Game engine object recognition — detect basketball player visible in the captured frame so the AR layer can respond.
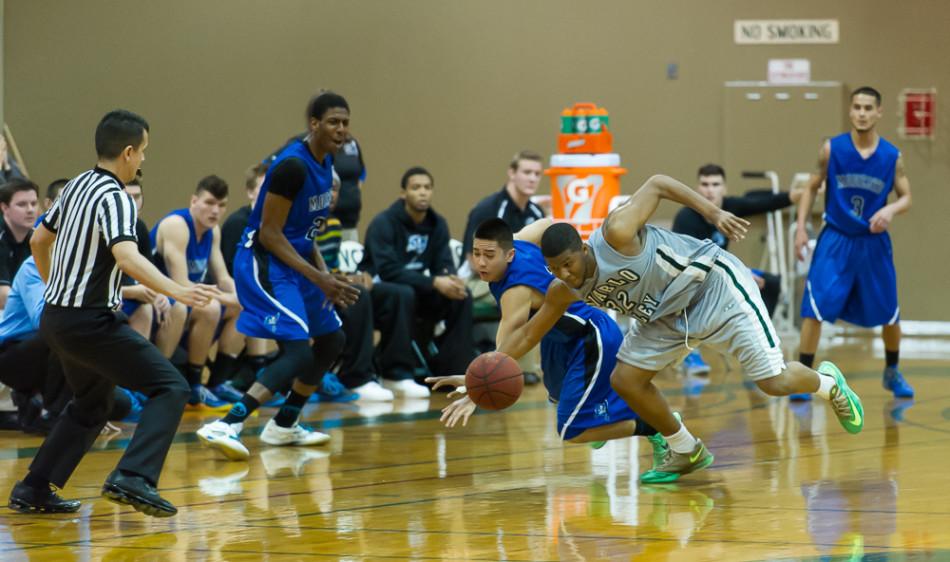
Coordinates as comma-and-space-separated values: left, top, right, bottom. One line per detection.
794, 86, 914, 399
196, 92, 360, 461
428, 218, 676, 480
497, 174, 865, 482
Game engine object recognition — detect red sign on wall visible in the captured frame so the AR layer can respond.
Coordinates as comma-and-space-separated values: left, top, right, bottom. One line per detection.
899, 88, 936, 139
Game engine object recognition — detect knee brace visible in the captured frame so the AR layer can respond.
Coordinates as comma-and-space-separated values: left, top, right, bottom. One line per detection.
257, 340, 314, 393
297, 329, 346, 386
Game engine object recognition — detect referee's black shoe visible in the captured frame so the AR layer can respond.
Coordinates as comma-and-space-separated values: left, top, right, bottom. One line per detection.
101, 471, 177, 518
8, 481, 81, 513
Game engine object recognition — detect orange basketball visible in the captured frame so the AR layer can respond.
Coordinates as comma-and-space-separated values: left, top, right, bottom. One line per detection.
465, 352, 524, 410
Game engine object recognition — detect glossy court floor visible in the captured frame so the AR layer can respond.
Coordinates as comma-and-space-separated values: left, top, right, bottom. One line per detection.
0, 334, 948, 561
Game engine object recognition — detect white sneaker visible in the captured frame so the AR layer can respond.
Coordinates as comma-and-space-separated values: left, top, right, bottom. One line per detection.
351, 381, 395, 402
260, 448, 330, 478
381, 378, 431, 398
260, 418, 331, 446
197, 420, 250, 461
198, 466, 249, 497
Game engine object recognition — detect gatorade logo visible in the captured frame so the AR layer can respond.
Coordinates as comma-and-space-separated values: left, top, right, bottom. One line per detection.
559, 175, 604, 220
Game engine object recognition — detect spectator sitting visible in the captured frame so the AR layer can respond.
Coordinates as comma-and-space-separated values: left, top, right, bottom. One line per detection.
0, 257, 136, 433
360, 166, 475, 395
0, 178, 39, 310
150, 175, 241, 409
37, 178, 69, 223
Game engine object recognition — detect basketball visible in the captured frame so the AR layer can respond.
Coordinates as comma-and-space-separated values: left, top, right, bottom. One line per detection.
464, 352, 524, 410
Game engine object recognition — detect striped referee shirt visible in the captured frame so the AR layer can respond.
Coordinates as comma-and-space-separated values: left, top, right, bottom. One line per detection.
42, 167, 138, 309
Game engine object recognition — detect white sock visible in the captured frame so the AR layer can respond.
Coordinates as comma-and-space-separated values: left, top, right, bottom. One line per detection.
815, 373, 835, 400
664, 422, 698, 454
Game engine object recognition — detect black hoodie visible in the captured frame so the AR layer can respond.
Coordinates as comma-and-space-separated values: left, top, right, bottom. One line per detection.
360, 199, 456, 292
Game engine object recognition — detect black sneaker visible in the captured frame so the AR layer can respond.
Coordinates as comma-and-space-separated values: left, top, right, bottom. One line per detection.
9, 481, 81, 513
101, 471, 177, 518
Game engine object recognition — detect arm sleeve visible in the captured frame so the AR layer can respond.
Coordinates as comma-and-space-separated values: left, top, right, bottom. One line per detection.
364, 219, 434, 290
267, 158, 307, 201
96, 191, 138, 248
724, 192, 792, 217
671, 208, 712, 240
42, 194, 62, 233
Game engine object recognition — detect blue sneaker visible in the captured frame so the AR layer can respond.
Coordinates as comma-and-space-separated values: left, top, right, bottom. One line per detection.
119, 387, 144, 423
883, 367, 914, 398
789, 393, 812, 402
211, 381, 245, 403
681, 351, 711, 378
186, 385, 232, 411
312, 373, 358, 403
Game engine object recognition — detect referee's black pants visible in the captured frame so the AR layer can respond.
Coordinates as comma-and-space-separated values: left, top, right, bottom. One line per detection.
30, 306, 189, 488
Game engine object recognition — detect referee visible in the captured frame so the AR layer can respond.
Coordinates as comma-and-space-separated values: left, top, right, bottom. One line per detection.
8, 110, 217, 517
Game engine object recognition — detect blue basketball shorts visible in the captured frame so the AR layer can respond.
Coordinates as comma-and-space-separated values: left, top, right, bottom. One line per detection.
233, 245, 342, 341
801, 226, 899, 327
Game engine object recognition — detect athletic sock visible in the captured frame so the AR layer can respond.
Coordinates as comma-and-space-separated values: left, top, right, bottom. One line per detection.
222, 395, 260, 425
208, 353, 239, 388
664, 422, 698, 454
885, 350, 899, 370
634, 418, 659, 437
274, 390, 309, 428
816, 374, 835, 400
184, 363, 204, 387
799, 353, 815, 369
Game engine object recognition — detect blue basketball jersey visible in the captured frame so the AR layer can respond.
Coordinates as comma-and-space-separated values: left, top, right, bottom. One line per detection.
825, 133, 899, 236
245, 139, 334, 257
489, 240, 598, 327
151, 208, 213, 283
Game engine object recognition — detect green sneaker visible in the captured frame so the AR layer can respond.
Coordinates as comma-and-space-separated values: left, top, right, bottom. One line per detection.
639, 439, 714, 484
589, 441, 607, 450
820, 361, 864, 434
644, 412, 679, 470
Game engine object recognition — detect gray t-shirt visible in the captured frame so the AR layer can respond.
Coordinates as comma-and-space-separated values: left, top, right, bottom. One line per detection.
579, 224, 723, 323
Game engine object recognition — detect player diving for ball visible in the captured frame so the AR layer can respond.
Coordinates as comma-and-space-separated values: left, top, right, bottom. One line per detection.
427, 218, 679, 483
492, 174, 865, 483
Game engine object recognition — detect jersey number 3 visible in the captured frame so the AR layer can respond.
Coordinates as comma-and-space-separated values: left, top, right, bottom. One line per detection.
850, 195, 865, 218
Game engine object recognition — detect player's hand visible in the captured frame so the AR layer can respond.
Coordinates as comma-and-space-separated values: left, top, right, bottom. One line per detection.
174, 283, 219, 308
425, 375, 467, 399
440, 395, 476, 428
869, 207, 895, 234
713, 209, 750, 242
794, 226, 810, 261
315, 271, 360, 308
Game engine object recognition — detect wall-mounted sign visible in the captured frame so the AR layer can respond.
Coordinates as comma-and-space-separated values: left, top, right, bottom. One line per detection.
899, 88, 936, 140
767, 59, 811, 84
735, 20, 839, 44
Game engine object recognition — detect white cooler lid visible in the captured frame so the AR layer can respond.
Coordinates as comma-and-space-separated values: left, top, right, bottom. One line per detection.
549, 153, 621, 168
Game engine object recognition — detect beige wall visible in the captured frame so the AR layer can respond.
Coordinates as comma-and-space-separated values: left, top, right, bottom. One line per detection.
5, 0, 949, 319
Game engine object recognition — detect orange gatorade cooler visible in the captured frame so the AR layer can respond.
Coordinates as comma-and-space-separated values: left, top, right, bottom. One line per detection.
557, 102, 613, 154
546, 153, 627, 240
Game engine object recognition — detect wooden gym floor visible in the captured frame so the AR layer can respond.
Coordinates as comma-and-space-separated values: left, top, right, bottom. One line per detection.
0, 334, 949, 561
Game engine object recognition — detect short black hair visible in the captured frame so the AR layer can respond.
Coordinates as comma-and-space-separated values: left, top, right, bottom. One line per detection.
697, 163, 726, 180
195, 175, 229, 199
307, 91, 349, 121
46, 178, 69, 201
851, 86, 882, 106
0, 178, 39, 206
541, 222, 583, 258
474, 218, 514, 251
401, 166, 433, 189
95, 109, 149, 159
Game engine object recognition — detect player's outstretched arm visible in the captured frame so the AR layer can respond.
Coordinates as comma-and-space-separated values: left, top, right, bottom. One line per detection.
494, 285, 535, 360
514, 217, 553, 246
112, 240, 219, 308
606, 175, 748, 254
869, 154, 912, 233
796, 141, 830, 259
497, 279, 575, 359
